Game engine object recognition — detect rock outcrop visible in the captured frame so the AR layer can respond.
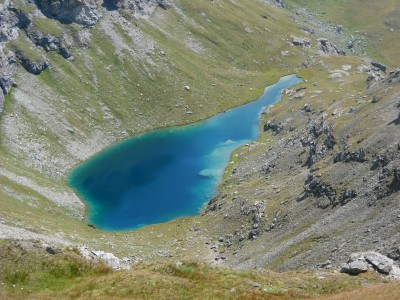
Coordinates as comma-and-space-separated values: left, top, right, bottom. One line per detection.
26, 26, 73, 59
316, 38, 345, 56
0, 48, 16, 95
341, 252, 400, 279
0, 89, 4, 114
108, 0, 170, 15
300, 118, 336, 167
17, 51, 49, 74
334, 149, 366, 163
0, 1, 21, 96
265, 0, 284, 8
35, 0, 101, 27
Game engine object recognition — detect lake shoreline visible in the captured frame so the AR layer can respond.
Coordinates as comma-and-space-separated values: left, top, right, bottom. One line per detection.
68, 75, 303, 231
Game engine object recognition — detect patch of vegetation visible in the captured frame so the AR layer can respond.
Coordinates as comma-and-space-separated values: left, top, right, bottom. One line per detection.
0, 242, 390, 299
7, 32, 43, 62
32, 18, 64, 37
287, 0, 400, 66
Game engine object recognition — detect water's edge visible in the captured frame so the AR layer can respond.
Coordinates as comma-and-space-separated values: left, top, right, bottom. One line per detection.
68, 75, 303, 231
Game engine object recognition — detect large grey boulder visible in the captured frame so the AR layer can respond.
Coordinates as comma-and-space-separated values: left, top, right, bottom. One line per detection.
365, 251, 394, 274
340, 260, 369, 275
341, 251, 399, 277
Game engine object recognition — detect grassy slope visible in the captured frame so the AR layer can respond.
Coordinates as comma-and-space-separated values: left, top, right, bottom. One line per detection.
0, 240, 391, 300
287, 0, 400, 66
0, 0, 311, 257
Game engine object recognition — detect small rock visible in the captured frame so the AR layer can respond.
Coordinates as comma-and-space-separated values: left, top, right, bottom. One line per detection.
371, 61, 387, 73
157, 250, 173, 258
291, 36, 310, 48
45, 245, 61, 255
348, 107, 356, 113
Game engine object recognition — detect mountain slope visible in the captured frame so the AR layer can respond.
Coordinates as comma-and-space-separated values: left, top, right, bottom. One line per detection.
0, 0, 313, 258
0, 0, 399, 293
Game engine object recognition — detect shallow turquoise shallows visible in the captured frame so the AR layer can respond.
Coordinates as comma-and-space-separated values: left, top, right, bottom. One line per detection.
68, 75, 302, 231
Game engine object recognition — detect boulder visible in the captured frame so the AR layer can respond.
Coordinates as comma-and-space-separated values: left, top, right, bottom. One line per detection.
365, 251, 394, 274
340, 260, 369, 275
291, 36, 310, 48
20, 58, 49, 75
371, 61, 387, 73
342, 252, 397, 276
45, 245, 62, 254
79, 246, 122, 269
99, 252, 120, 270
92, 250, 121, 269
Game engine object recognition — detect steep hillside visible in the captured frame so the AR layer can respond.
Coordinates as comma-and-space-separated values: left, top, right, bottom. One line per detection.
197, 0, 400, 270
1, 0, 310, 252
1, 0, 400, 297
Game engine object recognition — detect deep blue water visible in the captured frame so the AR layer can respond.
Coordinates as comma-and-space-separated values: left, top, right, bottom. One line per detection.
67, 75, 302, 231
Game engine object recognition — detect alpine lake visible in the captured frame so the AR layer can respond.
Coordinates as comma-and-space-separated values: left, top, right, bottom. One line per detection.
68, 75, 302, 231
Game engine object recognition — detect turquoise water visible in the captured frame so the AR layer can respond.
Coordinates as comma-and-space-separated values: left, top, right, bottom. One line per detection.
68, 75, 302, 231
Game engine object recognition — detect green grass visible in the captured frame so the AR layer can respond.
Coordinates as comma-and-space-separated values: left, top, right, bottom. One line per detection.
0, 0, 315, 253
32, 18, 64, 37
287, 0, 400, 67
0, 240, 390, 300
7, 32, 43, 61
